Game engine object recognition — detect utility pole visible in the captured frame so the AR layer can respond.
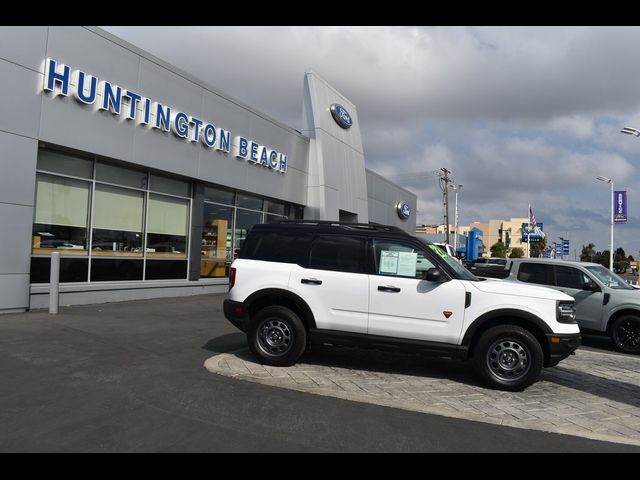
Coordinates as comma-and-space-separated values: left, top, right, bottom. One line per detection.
434, 168, 452, 245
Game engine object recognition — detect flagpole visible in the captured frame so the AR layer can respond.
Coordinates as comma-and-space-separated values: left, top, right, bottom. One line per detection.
527, 204, 531, 258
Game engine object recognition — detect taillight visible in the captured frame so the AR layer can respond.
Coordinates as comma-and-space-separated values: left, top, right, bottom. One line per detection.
228, 267, 236, 291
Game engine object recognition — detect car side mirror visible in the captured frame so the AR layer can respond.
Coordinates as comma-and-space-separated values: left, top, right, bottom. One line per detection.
424, 267, 445, 282
583, 282, 599, 292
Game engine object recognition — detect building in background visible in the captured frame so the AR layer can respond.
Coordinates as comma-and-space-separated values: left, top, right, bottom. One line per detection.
0, 26, 416, 312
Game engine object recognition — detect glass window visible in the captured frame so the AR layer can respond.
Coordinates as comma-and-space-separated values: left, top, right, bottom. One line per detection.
517, 263, 552, 285
32, 173, 90, 256
204, 186, 235, 205
242, 232, 312, 266
265, 199, 286, 216
96, 161, 147, 189
30, 257, 89, 283
585, 265, 635, 290
90, 258, 143, 281
37, 149, 93, 179
201, 204, 234, 278
309, 236, 366, 273
146, 194, 189, 258
238, 193, 263, 211
265, 214, 286, 224
234, 209, 263, 254
289, 205, 304, 219
91, 184, 144, 256
555, 266, 585, 289
373, 239, 435, 279
145, 260, 188, 280
150, 173, 190, 197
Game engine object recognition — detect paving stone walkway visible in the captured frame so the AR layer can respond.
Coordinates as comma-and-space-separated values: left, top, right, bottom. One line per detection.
204, 346, 640, 446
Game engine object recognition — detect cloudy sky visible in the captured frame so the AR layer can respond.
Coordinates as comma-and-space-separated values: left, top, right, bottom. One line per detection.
103, 26, 640, 258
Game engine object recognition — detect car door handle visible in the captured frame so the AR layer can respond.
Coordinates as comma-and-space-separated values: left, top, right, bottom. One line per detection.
378, 285, 401, 292
301, 278, 322, 285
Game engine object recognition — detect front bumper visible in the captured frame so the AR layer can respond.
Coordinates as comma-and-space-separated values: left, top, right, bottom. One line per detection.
223, 299, 250, 332
546, 333, 581, 367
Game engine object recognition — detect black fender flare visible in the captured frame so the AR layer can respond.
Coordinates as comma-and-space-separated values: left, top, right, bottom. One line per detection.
461, 308, 552, 348
244, 288, 317, 329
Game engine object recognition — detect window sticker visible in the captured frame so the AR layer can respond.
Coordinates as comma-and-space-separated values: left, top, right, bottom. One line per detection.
379, 250, 417, 277
379, 250, 399, 274
428, 244, 448, 259
397, 251, 418, 277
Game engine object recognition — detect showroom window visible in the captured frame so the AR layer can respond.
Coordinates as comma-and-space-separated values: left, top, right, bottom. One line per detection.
31, 146, 303, 283
200, 187, 303, 278
31, 147, 191, 283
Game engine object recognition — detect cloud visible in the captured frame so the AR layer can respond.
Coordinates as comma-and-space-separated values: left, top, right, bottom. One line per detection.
102, 26, 640, 255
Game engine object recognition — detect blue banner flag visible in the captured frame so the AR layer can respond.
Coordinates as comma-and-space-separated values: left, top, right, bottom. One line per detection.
614, 191, 627, 224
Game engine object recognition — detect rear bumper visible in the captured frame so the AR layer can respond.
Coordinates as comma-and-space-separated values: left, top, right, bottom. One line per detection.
223, 299, 250, 333
546, 333, 581, 367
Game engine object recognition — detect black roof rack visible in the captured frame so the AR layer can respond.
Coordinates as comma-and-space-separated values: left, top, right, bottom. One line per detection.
272, 220, 408, 234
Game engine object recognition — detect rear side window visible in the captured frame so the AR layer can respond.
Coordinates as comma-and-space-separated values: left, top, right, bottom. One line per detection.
308, 235, 367, 274
517, 263, 553, 285
241, 232, 312, 266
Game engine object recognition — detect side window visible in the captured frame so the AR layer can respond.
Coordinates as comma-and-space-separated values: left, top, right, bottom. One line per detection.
517, 263, 552, 285
372, 239, 435, 279
554, 266, 585, 289
242, 232, 311, 266
308, 235, 366, 274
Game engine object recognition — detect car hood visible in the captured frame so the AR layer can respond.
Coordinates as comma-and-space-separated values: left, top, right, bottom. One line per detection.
469, 279, 573, 301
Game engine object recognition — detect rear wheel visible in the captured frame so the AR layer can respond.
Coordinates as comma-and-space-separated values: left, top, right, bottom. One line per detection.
248, 306, 306, 366
611, 315, 640, 354
473, 325, 543, 391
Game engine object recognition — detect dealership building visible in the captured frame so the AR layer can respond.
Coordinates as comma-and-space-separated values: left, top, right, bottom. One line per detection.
0, 26, 416, 313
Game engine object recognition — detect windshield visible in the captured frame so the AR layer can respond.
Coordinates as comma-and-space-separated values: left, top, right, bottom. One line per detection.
417, 239, 479, 281
585, 265, 635, 290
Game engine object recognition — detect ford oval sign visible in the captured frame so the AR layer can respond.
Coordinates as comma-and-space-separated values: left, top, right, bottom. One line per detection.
330, 104, 353, 129
396, 201, 411, 220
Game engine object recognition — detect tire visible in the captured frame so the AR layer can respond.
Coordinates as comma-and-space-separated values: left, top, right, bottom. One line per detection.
610, 315, 640, 354
248, 306, 306, 366
473, 325, 543, 391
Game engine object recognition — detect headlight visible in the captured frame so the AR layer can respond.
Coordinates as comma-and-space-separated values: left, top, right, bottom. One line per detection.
556, 300, 576, 324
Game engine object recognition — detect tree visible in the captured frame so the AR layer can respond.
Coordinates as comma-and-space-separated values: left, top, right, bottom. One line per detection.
490, 242, 507, 258
509, 247, 524, 258
581, 243, 596, 262
614, 247, 629, 273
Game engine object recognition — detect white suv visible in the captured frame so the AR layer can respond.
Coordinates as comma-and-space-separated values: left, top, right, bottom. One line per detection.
224, 221, 580, 391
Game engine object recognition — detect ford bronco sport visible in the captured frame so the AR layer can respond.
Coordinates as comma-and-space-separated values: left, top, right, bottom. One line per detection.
224, 221, 580, 391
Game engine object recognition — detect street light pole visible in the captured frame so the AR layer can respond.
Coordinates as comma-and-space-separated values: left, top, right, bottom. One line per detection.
450, 184, 463, 253
596, 175, 614, 271
434, 168, 453, 245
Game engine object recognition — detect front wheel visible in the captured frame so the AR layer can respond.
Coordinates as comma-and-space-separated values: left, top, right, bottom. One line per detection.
611, 315, 640, 354
473, 325, 543, 391
248, 306, 306, 366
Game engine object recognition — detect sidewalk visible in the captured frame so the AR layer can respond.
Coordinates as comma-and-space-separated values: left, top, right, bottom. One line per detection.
205, 343, 640, 446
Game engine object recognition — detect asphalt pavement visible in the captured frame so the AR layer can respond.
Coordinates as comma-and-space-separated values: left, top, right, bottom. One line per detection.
1, 293, 639, 452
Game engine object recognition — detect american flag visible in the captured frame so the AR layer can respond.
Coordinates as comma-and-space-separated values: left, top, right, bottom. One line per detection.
529, 207, 537, 230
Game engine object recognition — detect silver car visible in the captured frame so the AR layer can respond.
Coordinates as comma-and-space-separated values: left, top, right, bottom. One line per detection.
504, 258, 640, 354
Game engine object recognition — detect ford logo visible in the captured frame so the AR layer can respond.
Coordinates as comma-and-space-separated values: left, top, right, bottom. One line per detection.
330, 104, 353, 129
396, 201, 411, 220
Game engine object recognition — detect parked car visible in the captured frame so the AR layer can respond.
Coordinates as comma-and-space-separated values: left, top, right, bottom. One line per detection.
494, 258, 640, 354
223, 221, 580, 391
467, 257, 508, 277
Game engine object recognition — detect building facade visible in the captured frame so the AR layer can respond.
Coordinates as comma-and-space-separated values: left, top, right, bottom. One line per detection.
0, 26, 416, 313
